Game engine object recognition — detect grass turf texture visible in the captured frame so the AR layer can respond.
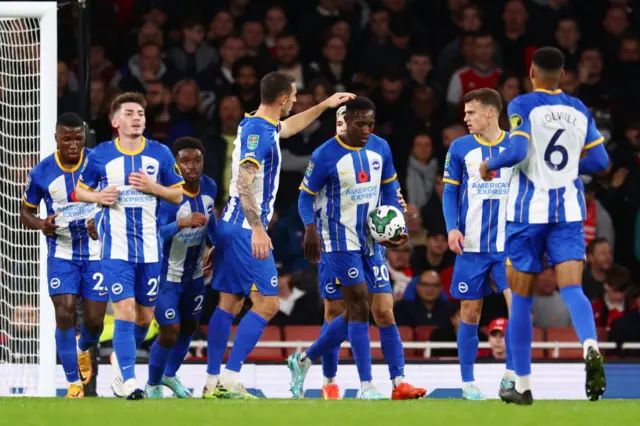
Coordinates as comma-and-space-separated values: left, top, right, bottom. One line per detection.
1, 399, 639, 426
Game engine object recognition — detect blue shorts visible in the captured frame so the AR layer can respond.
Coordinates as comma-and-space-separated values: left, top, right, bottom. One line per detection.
155, 275, 205, 326
102, 259, 162, 306
319, 251, 392, 300
506, 221, 585, 274
450, 252, 509, 300
47, 258, 108, 302
211, 220, 278, 297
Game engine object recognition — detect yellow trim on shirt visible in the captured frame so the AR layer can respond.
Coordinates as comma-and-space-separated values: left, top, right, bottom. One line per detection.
381, 173, 397, 184
245, 112, 279, 126
183, 186, 200, 198
443, 178, 460, 185
584, 137, 604, 150
23, 197, 38, 208
55, 149, 85, 173
473, 131, 505, 147
336, 135, 361, 151
170, 181, 185, 188
239, 157, 261, 170
299, 184, 318, 195
115, 137, 146, 155
506, 257, 512, 266
78, 181, 94, 190
510, 131, 531, 140
534, 88, 562, 95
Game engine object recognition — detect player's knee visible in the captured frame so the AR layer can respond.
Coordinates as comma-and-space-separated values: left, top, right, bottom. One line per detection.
252, 296, 279, 320
372, 306, 395, 327
112, 299, 136, 321
54, 307, 75, 330
83, 317, 104, 335
219, 293, 244, 316
346, 298, 370, 323
324, 300, 345, 322
460, 300, 483, 325
159, 324, 180, 347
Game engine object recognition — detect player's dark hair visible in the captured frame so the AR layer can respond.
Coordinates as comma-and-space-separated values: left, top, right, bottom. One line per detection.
586, 237, 610, 255
56, 112, 84, 128
463, 88, 503, 112
532, 46, 565, 73
111, 92, 147, 116
345, 96, 375, 114
604, 264, 631, 292
171, 136, 205, 157
260, 71, 295, 104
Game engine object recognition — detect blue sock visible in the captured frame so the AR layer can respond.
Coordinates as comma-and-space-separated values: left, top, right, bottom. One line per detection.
379, 324, 405, 380
206, 308, 235, 375
560, 285, 598, 343
78, 324, 101, 352
510, 294, 534, 377
307, 316, 348, 362
457, 321, 479, 383
113, 320, 137, 381
56, 328, 79, 383
225, 311, 268, 373
505, 319, 514, 372
348, 322, 372, 383
319, 321, 341, 379
148, 341, 171, 386
134, 324, 149, 348
164, 333, 193, 377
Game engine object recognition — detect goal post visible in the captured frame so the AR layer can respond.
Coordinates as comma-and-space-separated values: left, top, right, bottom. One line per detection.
0, 1, 57, 397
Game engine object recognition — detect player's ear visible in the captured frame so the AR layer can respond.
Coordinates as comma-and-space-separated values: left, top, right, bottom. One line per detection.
560, 69, 566, 83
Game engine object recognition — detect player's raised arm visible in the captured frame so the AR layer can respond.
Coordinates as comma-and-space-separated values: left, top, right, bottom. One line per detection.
280, 92, 355, 138
442, 143, 465, 255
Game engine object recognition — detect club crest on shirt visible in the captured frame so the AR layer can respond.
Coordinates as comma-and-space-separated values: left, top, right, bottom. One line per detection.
371, 159, 381, 172
247, 134, 260, 150
306, 161, 314, 176
173, 163, 182, 177
510, 114, 523, 130
25, 176, 31, 191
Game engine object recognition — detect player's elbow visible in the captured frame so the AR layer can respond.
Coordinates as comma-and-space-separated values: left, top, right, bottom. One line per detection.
594, 151, 610, 173
168, 188, 183, 205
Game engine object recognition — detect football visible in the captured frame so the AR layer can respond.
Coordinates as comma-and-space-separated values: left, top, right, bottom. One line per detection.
367, 205, 406, 242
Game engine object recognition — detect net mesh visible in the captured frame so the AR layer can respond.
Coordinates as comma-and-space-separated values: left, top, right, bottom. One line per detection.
0, 17, 42, 396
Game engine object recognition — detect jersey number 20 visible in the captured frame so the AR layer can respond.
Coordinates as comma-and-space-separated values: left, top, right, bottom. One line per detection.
544, 129, 568, 171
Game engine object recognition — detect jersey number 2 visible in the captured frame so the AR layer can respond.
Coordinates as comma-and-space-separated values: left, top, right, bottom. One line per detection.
544, 129, 568, 171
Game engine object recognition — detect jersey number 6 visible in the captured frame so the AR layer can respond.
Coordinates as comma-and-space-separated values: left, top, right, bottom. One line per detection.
544, 129, 568, 171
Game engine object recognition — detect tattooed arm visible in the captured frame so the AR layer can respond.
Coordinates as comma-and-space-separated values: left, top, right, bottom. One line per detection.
238, 161, 272, 259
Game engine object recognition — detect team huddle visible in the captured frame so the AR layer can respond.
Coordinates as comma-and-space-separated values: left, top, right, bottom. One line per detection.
22, 46, 607, 403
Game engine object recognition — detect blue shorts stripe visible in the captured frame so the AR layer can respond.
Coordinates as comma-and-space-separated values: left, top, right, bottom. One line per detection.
557, 187, 567, 222
134, 207, 145, 262
480, 200, 491, 252
489, 200, 499, 251
522, 175, 535, 223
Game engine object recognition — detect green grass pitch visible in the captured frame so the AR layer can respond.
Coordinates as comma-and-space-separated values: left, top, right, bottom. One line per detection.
1, 399, 639, 426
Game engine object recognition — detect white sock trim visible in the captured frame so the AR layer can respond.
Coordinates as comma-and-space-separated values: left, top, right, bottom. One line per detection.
583, 339, 599, 359
515, 375, 531, 393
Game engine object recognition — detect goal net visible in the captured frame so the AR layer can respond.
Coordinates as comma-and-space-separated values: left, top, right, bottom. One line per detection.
0, 2, 57, 397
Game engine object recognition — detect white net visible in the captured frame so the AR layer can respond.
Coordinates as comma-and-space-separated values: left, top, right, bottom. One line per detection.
0, 17, 43, 396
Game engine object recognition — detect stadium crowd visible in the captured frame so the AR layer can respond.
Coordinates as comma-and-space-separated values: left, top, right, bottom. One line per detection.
49, 0, 640, 357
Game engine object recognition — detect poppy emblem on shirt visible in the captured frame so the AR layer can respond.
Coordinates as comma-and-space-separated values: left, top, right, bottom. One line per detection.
358, 171, 369, 183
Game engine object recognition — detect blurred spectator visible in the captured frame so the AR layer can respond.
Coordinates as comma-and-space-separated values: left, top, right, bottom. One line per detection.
608, 286, 640, 358
166, 17, 218, 82
405, 203, 426, 248
592, 264, 632, 331
144, 80, 171, 142
560, 68, 580, 95
386, 245, 413, 300
583, 178, 615, 248
58, 61, 80, 114
554, 16, 582, 69
533, 263, 572, 328
209, 35, 246, 96
395, 270, 452, 327
499, 0, 534, 76
406, 50, 435, 91
207, 10, 235, 48
89, 44, 115, 86
264, 6, 288, 54
583, 238, 614, 301
439, 123, 467, 163
446, 30, 501, 121
270, 263, 322, 326
112, 41, 177, 93
483, 318, 508, 361
241, 19, 276, 71
275, 32, 320, 90
309, 36, 353, 92
601, 5, 630, 65
497, 71, 522, 129
360, 7, 396, 76
577, 47, 609, 108
405, 133, 438, 210
429, 302, 487, 358
411, 230, 455, 275
370, 72, 408, 139
88, 79, 113, 143
166, 79, 206, 144
420, 175, 447, 237
232, 57, 261, 113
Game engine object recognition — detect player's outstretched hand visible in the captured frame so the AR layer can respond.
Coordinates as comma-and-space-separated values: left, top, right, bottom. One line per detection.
323, 92, 356, 108
448, 229, 465, 256
397, 191, 407, 212
380, 233, 409, 248
129, 169, 157, 194
178, 212, 207, 229
40, 213, 58, 237
86, 218, 99, 240
303, 224, 322, 264
98, 186, 119, 206
251, 226, 273, 260
479, 160, 497, 181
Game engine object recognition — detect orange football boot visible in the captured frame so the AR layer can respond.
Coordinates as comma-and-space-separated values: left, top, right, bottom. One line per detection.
66, 383, 85, 399
392, 382, 427, 400
321, 384, 341, 400
77, 336, 93, 385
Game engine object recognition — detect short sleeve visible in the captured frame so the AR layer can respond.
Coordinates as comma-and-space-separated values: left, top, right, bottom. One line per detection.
78, 150, 100, 190
23, 169, 43, 208
443, 142, 462, 185
239, 124, 273, 170
299, 149, 330, 195
381, 141, 398, 185
160, 146, 185, 187
507, 98, 532, 141
584, 113, 604, 150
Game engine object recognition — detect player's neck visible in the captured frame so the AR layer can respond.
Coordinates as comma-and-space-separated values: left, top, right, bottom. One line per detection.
58, 150, 82, 170
532, 79, 560, 92
475, 124, 503, 144
118, 135, 144, 151
340, 134, 361, 148
183, 181, 200, 196
256, 104, 282, 122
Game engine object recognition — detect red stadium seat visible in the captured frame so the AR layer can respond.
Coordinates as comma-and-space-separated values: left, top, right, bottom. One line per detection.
227, 325, 283, 361
368, 326, 414, 359
414, 326, 435, 358
532, 327, 545, 359
545, 327, 583, 359
282, 325, 349, 357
